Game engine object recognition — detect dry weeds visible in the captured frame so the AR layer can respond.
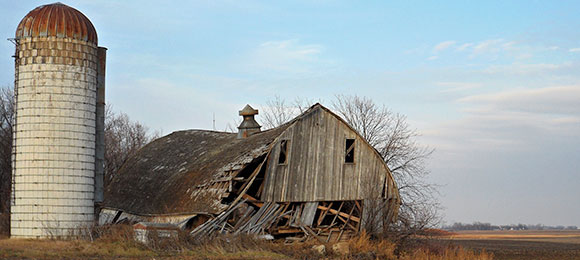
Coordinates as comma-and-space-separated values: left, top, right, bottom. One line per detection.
0, 224, 496, 259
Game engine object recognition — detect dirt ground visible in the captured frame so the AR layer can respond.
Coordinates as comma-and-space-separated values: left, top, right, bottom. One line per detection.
439, 230, 580, 260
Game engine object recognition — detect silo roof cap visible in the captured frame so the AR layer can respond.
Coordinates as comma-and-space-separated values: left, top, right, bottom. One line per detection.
16, 2, 98, 44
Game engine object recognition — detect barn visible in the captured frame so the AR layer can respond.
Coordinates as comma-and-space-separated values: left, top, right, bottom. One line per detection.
101, 103, 400, 241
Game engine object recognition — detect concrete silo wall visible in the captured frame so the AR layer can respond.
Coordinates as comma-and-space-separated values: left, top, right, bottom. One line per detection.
11, 37, 99, 238
94, 47, 106, 205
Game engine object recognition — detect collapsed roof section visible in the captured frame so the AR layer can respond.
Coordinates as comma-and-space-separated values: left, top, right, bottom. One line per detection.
104, 126, 288, 216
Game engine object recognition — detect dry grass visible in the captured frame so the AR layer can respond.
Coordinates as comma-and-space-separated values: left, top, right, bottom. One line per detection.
340, 230, 492, 260
0, 224, 292, 259
0, 225, 496, 259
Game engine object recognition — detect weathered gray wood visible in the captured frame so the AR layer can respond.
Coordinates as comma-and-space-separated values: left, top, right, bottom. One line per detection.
261, 106, 397, 204
300, 202, 318, 226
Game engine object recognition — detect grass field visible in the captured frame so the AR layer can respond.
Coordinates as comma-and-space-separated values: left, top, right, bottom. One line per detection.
0, 237, 289, 259
438, 230, 580, 260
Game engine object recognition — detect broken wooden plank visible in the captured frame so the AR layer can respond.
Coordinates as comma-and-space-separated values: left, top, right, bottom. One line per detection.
300, 202, 318, 226
337, 204, 356, 241
336, 215, 358, 231
329, 201, 344, 227
273, 228, 302, 234
318, 203, 360, 223
227, 154, 270, 211
301, 226, 325, 243
242, 193, 264, 207
190, 199, 247, 237
317, 202, 333, 226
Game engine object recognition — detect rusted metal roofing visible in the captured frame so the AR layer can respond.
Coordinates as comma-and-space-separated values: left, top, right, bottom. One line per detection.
104, 127, 288, 216
15, 2, 98, 44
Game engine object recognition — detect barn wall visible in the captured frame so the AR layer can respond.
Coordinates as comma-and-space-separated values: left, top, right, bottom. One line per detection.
261, 107, 391, 202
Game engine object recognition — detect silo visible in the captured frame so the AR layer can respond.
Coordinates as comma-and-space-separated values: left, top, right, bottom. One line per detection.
10, 2, 106, 238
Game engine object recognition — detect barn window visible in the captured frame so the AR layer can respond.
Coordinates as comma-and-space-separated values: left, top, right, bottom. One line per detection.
278, 140, 289, 164
345, 138, 355, 163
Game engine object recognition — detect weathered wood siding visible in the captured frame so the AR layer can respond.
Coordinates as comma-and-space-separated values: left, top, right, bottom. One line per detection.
261, 107, 393, 202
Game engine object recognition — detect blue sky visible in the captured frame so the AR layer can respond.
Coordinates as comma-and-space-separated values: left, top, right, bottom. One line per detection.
1, 1, 579, 226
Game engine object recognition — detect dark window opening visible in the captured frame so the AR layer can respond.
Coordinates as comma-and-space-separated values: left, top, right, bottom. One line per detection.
345, 138, 355, 163
278, 140, 289, 164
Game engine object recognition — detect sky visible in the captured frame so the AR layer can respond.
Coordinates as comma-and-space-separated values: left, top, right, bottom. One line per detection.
1, 1, 579, 227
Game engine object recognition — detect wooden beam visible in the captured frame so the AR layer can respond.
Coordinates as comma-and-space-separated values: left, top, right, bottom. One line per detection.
242, 193, 264, 207
256, 179, 265, 197
227, 153, 269, 210
318, 204, 360, 223
329, 201, 344, 227
273, 228, 302, 234
317, 202, 333, 226
302, 226, 325, 243
336, 215, 358, 231
337, 205, 356, 241
326, 230, 333, 243
355, 200, 362, 230
242, 194, 295, 223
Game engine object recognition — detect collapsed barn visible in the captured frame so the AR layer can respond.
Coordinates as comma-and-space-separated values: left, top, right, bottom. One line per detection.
101, 103, 400, 241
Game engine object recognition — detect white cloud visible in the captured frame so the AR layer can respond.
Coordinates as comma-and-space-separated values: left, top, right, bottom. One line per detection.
444, 39, 534, 60
472, 39, 505, 55
258, 39, 323, 60
481, 62, 567, 75
569, 48, 580, 53
427, 55, 438, 60
243, 39, 329, 74
456, 43, 473, 51
501, 41, 516, 48
423, 85, 580, 155
459, 85, 580, 116
462, 39, 533, 59
433, 39, 547, 60
436, 82, 482, 92
433, 41, 456, 52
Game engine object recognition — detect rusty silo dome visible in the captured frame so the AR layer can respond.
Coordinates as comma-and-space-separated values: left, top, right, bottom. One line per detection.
15, 2, 97, 44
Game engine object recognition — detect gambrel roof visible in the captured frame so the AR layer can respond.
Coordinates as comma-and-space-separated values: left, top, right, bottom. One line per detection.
104, 104, 399, 216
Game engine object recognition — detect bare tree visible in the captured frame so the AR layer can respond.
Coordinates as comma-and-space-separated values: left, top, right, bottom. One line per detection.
360, 169, 400, 236
332, 95, 439, 236
104, 105, 158, 186
261, 96, 294, 129
260, 96, 317, 129
0, 87, 14, 234
261, 94, 439, 236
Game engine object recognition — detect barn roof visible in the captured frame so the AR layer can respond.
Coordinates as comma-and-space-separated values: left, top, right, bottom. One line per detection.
104, 103, 398, 216
104, 126, 288, 216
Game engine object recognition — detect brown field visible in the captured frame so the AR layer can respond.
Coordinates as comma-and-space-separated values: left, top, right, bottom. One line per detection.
439, 230, 580, 260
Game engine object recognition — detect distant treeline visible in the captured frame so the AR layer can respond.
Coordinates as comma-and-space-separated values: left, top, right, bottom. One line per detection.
443, 222, 578, 231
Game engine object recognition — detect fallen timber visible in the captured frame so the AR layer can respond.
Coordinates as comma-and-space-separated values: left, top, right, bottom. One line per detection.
190, 193, 363, 242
